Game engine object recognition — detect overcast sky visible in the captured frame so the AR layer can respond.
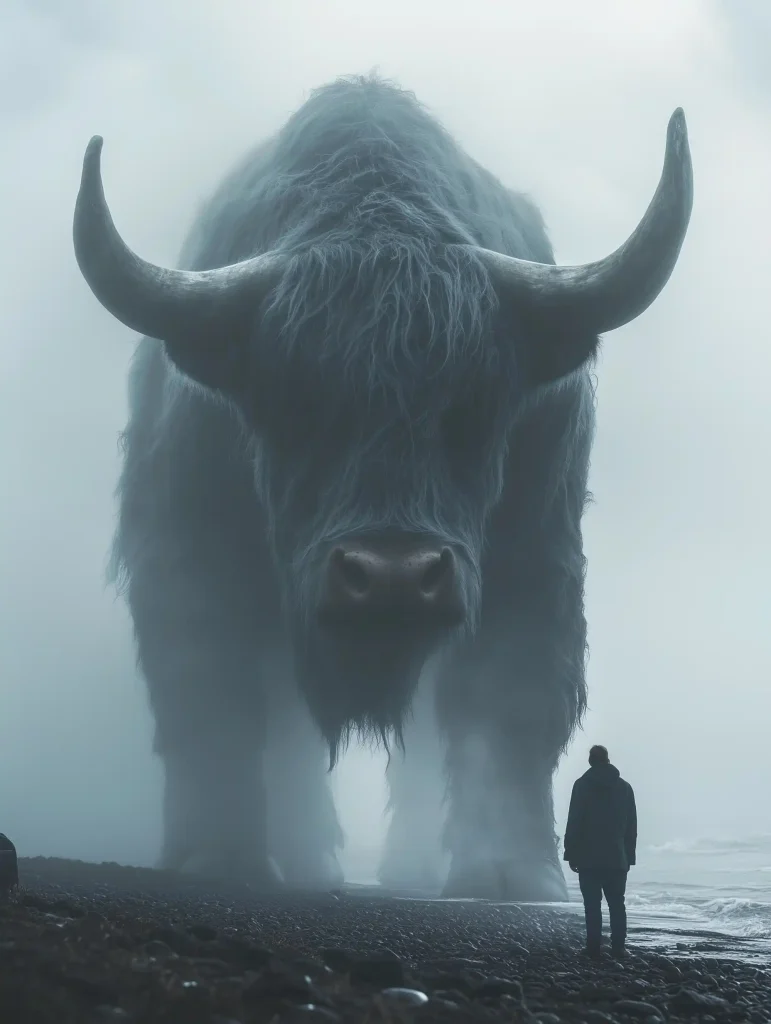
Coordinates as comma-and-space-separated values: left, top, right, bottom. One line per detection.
0, 0, 769, 871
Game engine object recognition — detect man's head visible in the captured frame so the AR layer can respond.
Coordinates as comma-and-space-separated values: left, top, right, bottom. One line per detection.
588, 744, 609, 766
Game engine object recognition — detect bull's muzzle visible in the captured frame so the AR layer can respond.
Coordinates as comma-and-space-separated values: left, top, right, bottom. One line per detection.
318, 536, 464, 628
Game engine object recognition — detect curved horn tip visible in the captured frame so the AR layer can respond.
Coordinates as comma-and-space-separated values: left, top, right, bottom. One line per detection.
667, 108, 688, 149
83, 135, 104, 173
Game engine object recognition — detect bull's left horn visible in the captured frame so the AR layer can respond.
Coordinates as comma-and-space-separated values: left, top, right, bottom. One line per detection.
73, 136, 281, 342
471, 108, 693, 335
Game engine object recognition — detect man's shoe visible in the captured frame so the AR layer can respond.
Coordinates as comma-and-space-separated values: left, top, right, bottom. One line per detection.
586, 946, 602, 961
611, 946, 626, 960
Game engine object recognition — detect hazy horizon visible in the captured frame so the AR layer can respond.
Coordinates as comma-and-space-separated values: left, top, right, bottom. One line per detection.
1, 0, 769, 871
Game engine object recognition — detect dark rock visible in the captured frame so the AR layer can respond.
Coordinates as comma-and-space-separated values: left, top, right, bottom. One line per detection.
146, 925, 196, 955
582, 982, 621, 1001
220, 937, 273, 970
349, 951, 405, 988
657, 958, 682, 982
624, 979, 653, 996
427, 998, 462, 1013
94, 1008, 133, 1021
281, 955, 333, 980
613, 1000, 663, 1020
431, 989, 470, 1004
79, 910, 109, 936
473, 976, 524, 1002
581, 1012, 617, 1023
670, 986, 731, 1013
188, 923, 217, 941
275, 1007, 342, 1023
185, 955, 231, 973
0, 845, 18, 891
320, 946, 356, 971
50, 897, 83, 918
243, 967, 320, 1005
53, 964, 120, 1005
422, 971, 476, 994
144, 939, 176, 959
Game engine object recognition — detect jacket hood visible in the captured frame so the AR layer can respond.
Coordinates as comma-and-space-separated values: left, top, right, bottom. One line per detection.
583, 762, 621, 787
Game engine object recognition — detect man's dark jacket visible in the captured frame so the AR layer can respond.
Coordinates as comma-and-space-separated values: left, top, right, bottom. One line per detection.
563, 763, 637, 870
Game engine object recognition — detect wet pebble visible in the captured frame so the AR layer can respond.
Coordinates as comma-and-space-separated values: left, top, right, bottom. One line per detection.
283, 955, 334, 980
243, 966, 321, 1005
276, 1006, 342, 1023
669, 986, 731, 1013
377, 987, 429, 1007
219, 937, 273, 970
94, 1008, 132, 1021
348, 949, 405, 987
473, 976, 524, 1002
582, 981, 621, 1001
143, 939, 176, 959
320, 946, 356, 971
656, 957, 682, 981
613, 999, 664, 1020
431, 988, 469, 1004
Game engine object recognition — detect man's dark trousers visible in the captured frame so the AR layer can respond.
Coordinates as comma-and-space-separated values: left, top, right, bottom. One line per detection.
578, 867, 628, 952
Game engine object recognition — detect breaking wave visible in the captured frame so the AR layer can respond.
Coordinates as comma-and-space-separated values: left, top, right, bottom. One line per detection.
624, 892, 771, 939
648, 834, 771, 857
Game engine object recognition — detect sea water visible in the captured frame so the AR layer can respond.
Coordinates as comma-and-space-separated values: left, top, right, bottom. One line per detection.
341, 833, 771, 964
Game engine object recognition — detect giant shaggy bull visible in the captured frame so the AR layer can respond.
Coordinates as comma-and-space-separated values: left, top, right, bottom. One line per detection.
73, 76, 692, 899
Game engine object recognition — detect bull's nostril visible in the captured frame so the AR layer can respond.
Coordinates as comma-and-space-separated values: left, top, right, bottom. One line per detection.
336, 551, 371, 597
420, 548, 453, 597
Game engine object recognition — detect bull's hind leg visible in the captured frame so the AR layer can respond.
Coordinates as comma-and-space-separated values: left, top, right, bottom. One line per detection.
378, 669, 447, 890
436, 565, 586, 901
263, 659, 344, 889
131, 579, 280, 887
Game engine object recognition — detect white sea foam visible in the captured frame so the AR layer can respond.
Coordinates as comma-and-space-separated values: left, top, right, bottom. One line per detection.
342, 832, 771, 960
621, 892, 771, 938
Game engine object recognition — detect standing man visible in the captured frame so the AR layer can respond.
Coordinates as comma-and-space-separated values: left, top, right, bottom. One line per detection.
563, 745, 637, 959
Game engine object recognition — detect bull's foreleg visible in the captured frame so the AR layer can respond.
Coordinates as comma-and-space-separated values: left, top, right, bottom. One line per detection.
134, 597, 280, 887
436, 566, 587, 901
378, 669, 448, 890
264, 667, 344, 890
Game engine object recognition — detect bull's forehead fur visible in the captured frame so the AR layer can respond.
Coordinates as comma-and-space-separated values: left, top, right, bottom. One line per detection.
181, 75, 556, 393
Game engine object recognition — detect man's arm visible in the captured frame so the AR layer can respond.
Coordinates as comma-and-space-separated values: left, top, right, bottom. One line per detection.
563, 781, 582, 864
625, 785, 638, 867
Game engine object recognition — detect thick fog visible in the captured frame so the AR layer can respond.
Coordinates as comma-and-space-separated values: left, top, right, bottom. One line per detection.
1, 0, 769, 874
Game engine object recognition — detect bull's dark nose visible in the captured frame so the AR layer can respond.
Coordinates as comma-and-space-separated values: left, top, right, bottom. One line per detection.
321, 541, 461, 623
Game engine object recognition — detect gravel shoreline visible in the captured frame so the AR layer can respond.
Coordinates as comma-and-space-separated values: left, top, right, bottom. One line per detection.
1, 857, 768, 1023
